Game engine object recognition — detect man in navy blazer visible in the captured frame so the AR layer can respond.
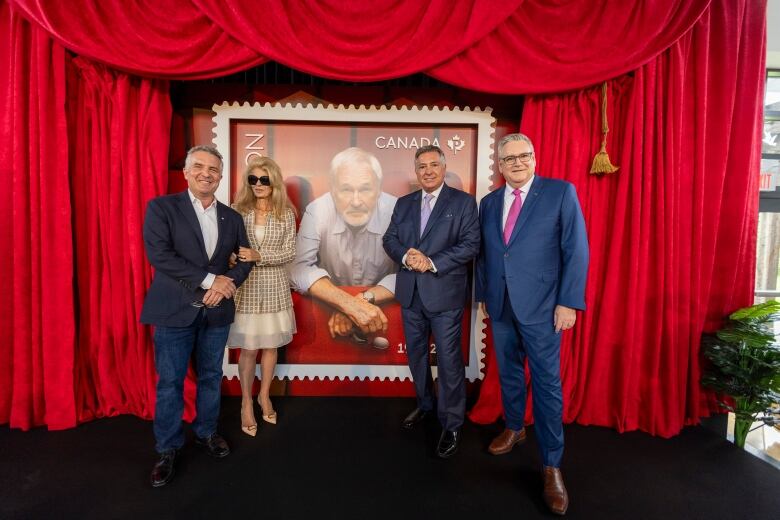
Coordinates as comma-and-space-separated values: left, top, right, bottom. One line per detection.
476, 133, 588, 515
383, 145, 480, 458
141, 145, 252, 487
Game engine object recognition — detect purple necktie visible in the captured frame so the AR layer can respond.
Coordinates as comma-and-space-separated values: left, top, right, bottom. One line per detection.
420, 193, 433, 235
503, 189, 522, 244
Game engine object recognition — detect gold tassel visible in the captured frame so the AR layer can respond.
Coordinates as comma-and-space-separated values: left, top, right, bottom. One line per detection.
590, 82, 619, 175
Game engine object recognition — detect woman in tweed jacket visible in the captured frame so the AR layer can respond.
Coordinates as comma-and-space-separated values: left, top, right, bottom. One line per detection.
227, 157, 297, 437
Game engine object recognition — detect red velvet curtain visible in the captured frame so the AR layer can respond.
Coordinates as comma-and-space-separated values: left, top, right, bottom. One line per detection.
429, 0, 712, 94
0, 0, 767, 435
67, 58, 172, 423
470, 0, 766, 436
0, 2, 76, 430
10, 0, 266, 79
11, 0, 710, 92
191, 0, 524, 81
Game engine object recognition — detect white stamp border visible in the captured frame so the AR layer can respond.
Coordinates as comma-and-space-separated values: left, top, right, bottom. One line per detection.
212, 102, 495, 382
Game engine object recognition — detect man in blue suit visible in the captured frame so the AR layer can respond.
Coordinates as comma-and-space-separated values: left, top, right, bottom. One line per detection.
476, 133, 588, 515
141, 145, 252, 487
383, 145, 480, 458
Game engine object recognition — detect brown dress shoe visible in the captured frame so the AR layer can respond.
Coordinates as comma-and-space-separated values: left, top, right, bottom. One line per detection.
487, 427, 526, 455
542, 466, 569, 515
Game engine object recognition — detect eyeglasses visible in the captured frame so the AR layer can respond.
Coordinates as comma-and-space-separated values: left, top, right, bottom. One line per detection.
499, 153, 534, 165
190, 299, 222, 309
190, 288, 223, 308
248, 175, 271, 186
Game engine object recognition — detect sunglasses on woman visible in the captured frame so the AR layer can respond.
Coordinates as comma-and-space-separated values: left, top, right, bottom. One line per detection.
248, 175, 271, 186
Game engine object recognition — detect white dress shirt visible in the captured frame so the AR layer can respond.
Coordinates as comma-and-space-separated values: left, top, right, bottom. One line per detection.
188, 190, 218, 289
419, 182, 445, 214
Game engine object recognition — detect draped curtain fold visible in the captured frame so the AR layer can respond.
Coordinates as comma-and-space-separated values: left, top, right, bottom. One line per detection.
67, 58, 172, 423
470, 0, 766, 436
11, 0, 711, 92
10, 0, 267, 79
190, 0, 525, 81
0, 1, 76, 430
0, 0, 767, 435
429, 0, 712, 94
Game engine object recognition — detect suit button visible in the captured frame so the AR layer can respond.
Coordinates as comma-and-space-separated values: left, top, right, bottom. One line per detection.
504, 253, 509, 258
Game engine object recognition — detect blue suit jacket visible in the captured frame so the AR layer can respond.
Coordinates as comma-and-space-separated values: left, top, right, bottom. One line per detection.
475, 176, 588, 324
383, 183, 480, 313
140, 190, 252, 327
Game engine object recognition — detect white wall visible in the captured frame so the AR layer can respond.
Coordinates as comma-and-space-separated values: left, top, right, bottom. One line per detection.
769, 0, 780, 68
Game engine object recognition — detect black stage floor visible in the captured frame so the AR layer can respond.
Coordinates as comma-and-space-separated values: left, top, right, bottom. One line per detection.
2, 397, 779, 519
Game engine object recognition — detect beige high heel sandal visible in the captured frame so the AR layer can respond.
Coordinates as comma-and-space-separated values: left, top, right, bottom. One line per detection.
258, 395, 277, 425
241, 403, 257, 437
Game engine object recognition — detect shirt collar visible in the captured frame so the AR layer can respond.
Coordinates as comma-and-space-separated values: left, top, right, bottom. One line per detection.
189, 189, 217, 211
423, 182, 445, 201
505, 175, 535, 198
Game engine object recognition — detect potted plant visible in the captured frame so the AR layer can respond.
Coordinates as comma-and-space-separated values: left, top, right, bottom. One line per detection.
701, 300, 780, 448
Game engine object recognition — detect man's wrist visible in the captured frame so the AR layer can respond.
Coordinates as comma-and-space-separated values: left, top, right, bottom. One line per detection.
200, 273, 216, 290
358, 291, 375, 304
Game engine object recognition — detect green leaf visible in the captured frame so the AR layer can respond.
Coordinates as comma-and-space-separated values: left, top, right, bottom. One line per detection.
729, 301, 780, 322
716, 328, 774, 348
701, 302, 780, 424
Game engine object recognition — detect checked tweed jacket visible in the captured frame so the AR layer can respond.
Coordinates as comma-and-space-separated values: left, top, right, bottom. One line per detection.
233, 206, 296, 314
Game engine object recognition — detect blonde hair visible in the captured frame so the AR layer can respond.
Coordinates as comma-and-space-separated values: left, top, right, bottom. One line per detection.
233, 157, 297, 219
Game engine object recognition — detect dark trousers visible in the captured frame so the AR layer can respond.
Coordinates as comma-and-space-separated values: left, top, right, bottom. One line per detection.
152, 310, 230, 453
401, 287, 465, 431
491, 291, 564, 467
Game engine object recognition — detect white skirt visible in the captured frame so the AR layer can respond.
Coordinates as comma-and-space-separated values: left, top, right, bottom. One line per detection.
227, 307, 296, 350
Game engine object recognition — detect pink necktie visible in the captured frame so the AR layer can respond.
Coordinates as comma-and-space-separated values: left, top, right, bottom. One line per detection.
503, 189, 522, 244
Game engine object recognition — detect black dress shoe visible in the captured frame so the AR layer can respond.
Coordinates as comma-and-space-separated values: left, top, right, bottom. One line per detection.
194, 433, 230, 458
150, 449, 177, 487
437, 430, 460, 459
402, 408, 430, 430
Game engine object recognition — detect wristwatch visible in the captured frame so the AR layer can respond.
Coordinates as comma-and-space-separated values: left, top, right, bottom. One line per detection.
360, 291, 375, 304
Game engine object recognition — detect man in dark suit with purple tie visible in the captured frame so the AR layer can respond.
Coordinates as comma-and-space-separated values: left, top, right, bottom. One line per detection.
383, 145, 480, 459
476, 133, 588, 515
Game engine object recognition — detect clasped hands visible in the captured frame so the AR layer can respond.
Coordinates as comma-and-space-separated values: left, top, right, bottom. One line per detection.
328, 296, 388, 338
405, 248, 433, 273
201, 275, 236, 307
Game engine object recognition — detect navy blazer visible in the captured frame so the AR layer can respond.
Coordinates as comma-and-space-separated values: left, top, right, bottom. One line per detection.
475, 176, 589, 325
383, 183, 480, 313
140, 190, 252, 327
